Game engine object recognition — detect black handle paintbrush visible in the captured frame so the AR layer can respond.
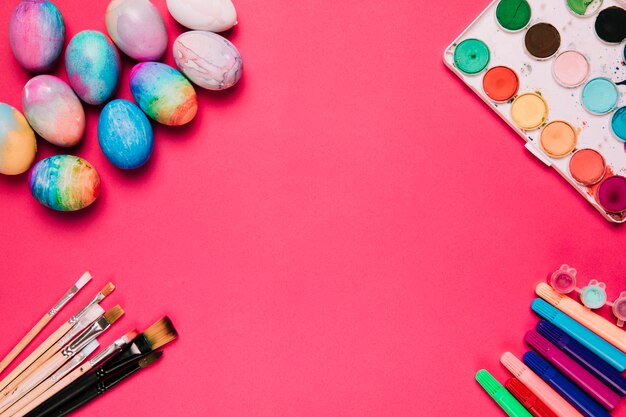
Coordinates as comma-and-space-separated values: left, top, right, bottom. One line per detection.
45, 351, 162, 417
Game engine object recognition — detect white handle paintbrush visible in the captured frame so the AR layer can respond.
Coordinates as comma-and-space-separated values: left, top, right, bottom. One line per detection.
0, 273, 92, 377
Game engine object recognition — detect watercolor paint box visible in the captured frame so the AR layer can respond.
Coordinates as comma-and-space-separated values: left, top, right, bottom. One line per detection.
444, 0, 626, 223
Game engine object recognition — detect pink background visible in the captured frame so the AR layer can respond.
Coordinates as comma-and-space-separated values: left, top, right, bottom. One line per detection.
0, 0, 625, 416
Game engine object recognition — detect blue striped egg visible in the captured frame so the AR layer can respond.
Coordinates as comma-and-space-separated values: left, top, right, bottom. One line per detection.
98, 99, 154, 169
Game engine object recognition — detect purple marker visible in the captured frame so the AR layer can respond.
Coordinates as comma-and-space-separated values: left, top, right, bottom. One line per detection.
525, 329, 620, 410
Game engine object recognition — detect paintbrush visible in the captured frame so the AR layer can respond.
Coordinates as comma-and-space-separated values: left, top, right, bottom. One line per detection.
22, 317, 176, 417
0, 273, 92, 376
0, 307, 124, 413
4, 328, 136, 417
41, 351, 163, 417
0, 283, 114, 394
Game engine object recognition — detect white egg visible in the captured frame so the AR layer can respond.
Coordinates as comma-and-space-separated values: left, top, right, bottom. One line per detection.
166, 0, 237, 32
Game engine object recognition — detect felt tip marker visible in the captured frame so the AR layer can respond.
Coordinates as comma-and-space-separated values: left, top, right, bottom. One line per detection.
505, 378, 558, 417
476, 369, 532, 417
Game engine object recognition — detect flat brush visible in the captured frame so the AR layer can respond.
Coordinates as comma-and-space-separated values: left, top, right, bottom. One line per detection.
22, 317, 176, 417
9, 330, 137, 417
0, 273, 92, 376
0, 307, 124, 413
0, 341, 99, 417
0, 304, 104, 399
44, 352, 162, 417
0, 282, 113, 393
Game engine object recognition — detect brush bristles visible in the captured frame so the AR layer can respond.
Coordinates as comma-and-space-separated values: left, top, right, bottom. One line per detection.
525, 330, 550, 354
139, 351, 163, 368
531, 299, 558, 321
475, 370, 502, 396
103, 305, 124, 325
144, 316, 178, 350
75, 272, 92, 289
100, 282, 115, 297
125, 329, 139, 341
536, 283, 562, 306
501, 352, 526, 377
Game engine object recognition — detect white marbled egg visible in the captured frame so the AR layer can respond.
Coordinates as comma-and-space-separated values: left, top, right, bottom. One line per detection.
173, 31, 242, 90
166, 0, 236, 32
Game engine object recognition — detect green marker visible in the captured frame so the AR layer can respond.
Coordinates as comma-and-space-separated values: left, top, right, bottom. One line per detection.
476, 370, 532, 417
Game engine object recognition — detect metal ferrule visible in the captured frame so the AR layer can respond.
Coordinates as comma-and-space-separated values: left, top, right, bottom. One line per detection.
68, 294, 104, 325
88, 336, 131, 368
62, 317, 109, 358
47, 285, 80, 316
59, 304, 104, 346
51, 341, 98, 383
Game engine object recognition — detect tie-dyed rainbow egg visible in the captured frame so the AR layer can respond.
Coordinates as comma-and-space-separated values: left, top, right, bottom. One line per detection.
130, 62, 198, 126
9, 0, 65, 73
173, 31, 243, 91
30, 155, 101, 211
0, 103, 37, 176
22, 75, 85, 147
98, 99, 154, 169
66, 30, 121, 105
106, 0, 168, 61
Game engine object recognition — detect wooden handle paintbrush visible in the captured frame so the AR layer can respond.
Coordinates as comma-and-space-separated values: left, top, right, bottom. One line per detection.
0, 273, 92, 377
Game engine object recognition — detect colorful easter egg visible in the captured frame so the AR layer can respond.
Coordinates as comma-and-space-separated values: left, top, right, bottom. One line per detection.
65, 30, 121, 105
106, 0, 168, 61
98, 99, 154, 169
173, 31, 242, 90
29, 155, 100, 211
130, 62, 197, 126
22, 75, 85, 147
166, 0, 236, 32
0, 103, 37, 176
9, 0, 65, 73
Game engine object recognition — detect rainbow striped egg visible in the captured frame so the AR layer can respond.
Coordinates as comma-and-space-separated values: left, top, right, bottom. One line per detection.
30, 155, 101, 211
66, 30, 121, 105
9, 0, 65, 72
130, 62, 197, 126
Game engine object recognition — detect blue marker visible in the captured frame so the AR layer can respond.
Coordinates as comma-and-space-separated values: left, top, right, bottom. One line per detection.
531, 299, 626, 371
524, 352, 610, 417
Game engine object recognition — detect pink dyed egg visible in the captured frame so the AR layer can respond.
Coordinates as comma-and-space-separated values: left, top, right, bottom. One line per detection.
106, 0, 168, 61
9, 0, 65, 73
22, 75, 85, 147
173, 31, 242, 90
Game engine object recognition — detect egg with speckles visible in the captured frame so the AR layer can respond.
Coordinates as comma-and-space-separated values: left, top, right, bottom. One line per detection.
166, 0, 236, 32
10, 0, 65, 73
30, 155, 100, 211
130, 62, 198, 126
173, 31, 243, 90
22, 75, 85, 147
106, 0, 168, 61
0, 103, 37, 176
65, 30, 121, 105
99, 99, 154, 169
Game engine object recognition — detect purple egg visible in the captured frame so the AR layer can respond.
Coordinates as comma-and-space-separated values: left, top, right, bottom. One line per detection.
9, 0, 65, 73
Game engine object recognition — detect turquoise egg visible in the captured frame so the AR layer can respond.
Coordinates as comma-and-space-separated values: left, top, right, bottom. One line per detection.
65, 30, 120, 105
98, 99, 154, 169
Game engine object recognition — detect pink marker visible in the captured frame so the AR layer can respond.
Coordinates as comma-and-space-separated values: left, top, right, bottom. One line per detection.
501, 352, 583, 417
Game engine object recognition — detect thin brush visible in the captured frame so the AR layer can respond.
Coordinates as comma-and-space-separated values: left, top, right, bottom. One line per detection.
0, 273, 92, 376
47, 352, 162, 417
0, 282, 112, 393
0, 304, 104, 399
0, 341, 99, 417
24, 318, 176, 417
8, 330, 137, 417
0, 307, 123, 413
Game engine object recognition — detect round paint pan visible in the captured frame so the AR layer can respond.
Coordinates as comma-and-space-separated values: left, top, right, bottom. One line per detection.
581, 77, 620, 115
594, 6, 626, 44
567, 0, 604, 17
482, 66, 519, 102
597, 175, 626, 214
569, 148, 606, 186
549, 267, 577, 294
510, 93, 548, 130
552, 50, 590, 88
495, 0, 532, 32
524, 23, 561, 60
453, 39, 490, 75
611, 106, 626, 142
540, 121, 577, 158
